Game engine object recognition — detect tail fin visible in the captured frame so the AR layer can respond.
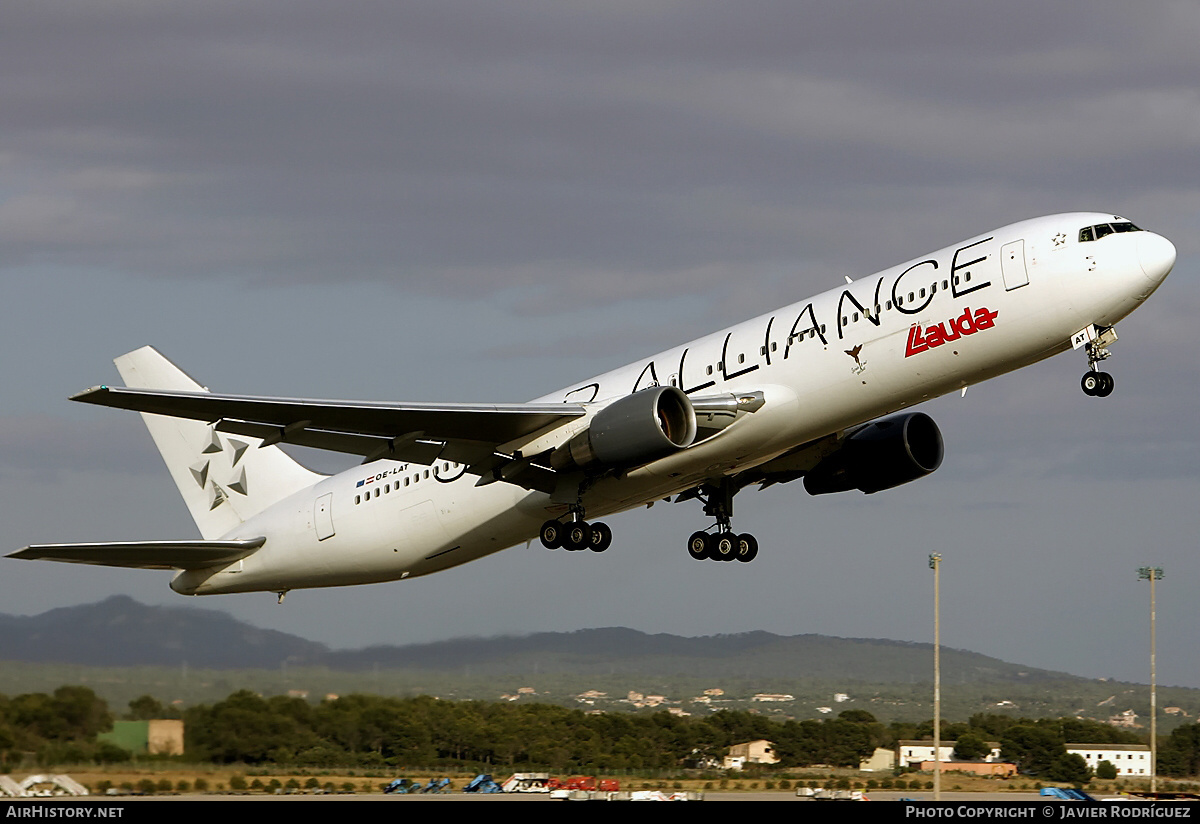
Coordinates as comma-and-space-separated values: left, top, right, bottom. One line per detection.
115, 346, 326, 539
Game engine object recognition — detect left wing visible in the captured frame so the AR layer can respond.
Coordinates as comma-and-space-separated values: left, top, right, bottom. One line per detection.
73, 385, 586, 492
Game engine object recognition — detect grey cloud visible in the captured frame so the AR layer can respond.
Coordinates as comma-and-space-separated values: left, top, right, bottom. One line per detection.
0, 416, 160, 482
1, 2, 1194, 297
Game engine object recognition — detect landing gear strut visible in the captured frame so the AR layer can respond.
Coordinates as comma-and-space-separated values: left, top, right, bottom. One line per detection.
1080, 327, 1117, 398
685, 479, 759, 563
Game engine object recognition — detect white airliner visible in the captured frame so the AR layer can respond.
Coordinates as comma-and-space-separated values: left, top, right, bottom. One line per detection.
10, 213, 1176, 599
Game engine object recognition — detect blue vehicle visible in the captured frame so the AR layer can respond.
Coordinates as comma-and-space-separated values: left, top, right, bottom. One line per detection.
464, 775, 503, 793
1040, 787, 1094, 801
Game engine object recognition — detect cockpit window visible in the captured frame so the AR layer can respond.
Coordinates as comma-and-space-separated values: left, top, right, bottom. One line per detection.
1079, 222, 1142, 242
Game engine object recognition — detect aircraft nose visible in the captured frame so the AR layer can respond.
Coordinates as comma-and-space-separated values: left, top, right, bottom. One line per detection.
1138, 232, 1176, 284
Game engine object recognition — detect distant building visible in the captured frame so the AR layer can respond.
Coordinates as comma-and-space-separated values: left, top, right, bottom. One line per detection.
897, 740, 1003, 768
724, 740, 778, 770
1109, 710, 1139, 728
860, 747, 896, 772
899, 740, 954, 767
751, 693, 794, 702
1067, 744, 1151, 776
916, 761, 1016, 777
100, 720, 184, 756
624, 691, 669, 708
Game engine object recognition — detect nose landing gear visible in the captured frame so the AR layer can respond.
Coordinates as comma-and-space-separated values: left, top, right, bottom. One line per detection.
1076, 325, 1118, 398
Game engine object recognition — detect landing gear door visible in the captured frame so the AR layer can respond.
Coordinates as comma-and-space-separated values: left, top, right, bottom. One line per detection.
1001, 239, 1029, 290
315, 493, 335, 541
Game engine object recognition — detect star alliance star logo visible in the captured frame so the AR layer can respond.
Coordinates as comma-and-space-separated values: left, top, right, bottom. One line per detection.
844, 344, 866, 374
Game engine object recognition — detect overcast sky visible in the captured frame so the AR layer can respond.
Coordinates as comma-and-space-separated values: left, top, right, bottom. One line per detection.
3, 2, 1198, 693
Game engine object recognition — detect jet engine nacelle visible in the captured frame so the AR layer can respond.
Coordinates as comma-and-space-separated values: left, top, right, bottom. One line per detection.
803, 412, 943, 495
552, 386, 697, 472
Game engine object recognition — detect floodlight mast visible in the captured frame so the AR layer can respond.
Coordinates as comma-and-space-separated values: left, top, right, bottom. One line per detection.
1137, 566, 1162, 795
930, 553, 942, 802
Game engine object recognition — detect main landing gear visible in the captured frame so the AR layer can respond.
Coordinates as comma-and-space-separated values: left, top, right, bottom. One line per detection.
685, 480, 759, 563
1080, 326, 1118, 398
540, 511, 612, 553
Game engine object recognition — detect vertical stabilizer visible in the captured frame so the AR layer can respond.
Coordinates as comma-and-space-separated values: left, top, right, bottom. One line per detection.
115, 346, 326, 539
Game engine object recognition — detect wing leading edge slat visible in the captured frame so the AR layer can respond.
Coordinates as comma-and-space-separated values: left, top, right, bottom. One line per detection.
71, 385, 586, 492
72, 386, 584, 444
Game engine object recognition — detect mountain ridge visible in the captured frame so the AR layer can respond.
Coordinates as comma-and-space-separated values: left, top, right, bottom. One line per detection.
0, 595, 1092, 685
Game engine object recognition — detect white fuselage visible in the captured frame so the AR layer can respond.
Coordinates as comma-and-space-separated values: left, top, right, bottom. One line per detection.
173, 213, 1174, 595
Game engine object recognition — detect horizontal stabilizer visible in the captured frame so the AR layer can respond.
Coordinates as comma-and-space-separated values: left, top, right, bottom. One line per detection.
8, 538, 265, 570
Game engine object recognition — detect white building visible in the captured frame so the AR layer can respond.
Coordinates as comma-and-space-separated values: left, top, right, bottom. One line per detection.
897, 740, 1003, 767
860, 747, 897, 772
724, 740, 779, 770
1067, 744, 1151, 776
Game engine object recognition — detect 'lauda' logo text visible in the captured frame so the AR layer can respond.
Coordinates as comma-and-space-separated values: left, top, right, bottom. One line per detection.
905, 307, 998, 358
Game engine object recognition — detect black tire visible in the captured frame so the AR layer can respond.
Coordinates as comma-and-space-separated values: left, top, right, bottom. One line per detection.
1096, 372, 1114, 397
687, 531, 710, 560
563, 522, 592, 551
539, 520, 563, 549
589, 522, 612, 552
735, 533, 759, 563
1081, 372, 1100, 396
713, 531, 737, 561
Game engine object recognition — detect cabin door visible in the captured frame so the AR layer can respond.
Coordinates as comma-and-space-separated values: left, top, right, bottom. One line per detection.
314, 493, 335, 541
1001, 239, 1029, 290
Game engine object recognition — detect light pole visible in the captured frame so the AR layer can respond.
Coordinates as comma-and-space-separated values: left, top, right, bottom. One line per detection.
930, 552, 942, 801
1137, 566, 1162, 795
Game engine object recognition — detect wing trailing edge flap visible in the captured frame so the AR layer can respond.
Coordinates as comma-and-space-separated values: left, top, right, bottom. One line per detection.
743, 432, 843, 489
8, 537, 266, 570
672, 430, 842, 504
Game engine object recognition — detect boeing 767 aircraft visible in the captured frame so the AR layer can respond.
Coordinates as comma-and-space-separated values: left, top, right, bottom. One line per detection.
10, 213, 1176, 599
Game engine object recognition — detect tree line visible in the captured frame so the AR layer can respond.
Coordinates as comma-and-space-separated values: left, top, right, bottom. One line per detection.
5, 686, 1200, 779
